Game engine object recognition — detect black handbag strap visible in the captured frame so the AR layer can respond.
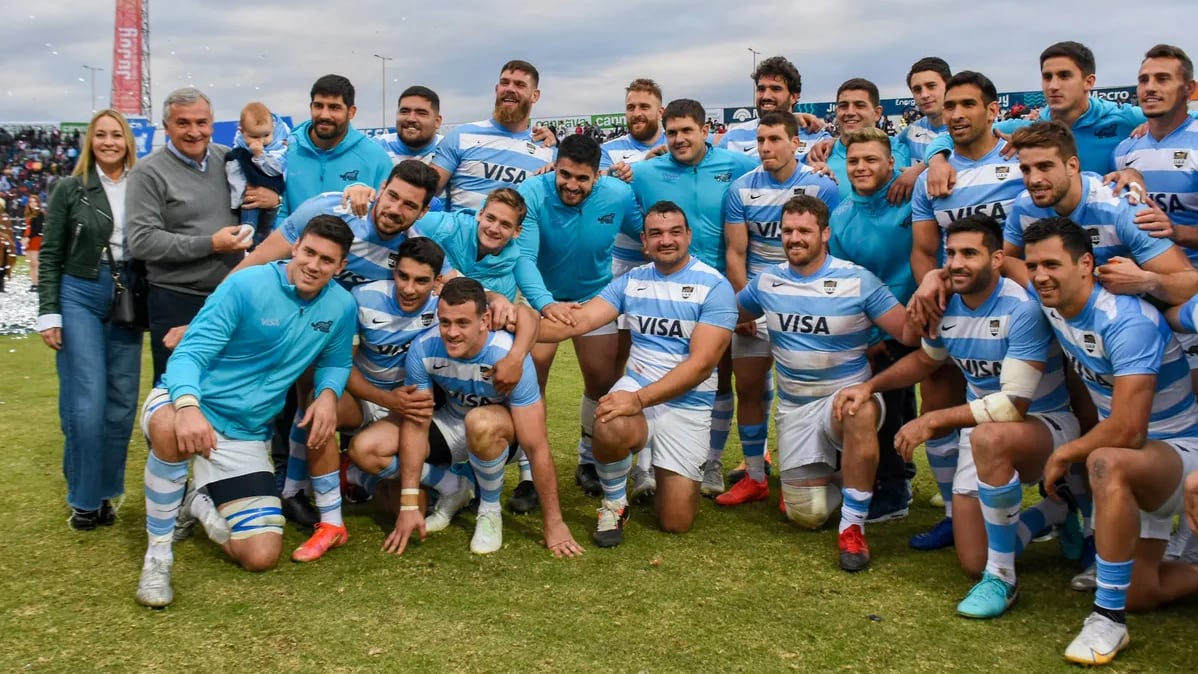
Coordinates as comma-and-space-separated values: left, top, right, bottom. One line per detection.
103, 243, 124, 288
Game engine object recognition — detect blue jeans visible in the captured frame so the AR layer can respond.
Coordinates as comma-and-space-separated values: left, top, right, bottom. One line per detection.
57, 267, 143, 511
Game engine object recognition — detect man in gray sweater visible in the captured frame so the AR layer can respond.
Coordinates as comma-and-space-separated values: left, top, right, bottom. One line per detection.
127, 87, 255, 381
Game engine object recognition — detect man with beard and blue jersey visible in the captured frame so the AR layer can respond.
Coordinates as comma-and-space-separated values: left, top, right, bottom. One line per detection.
908, 71, 1025, 550
1024, 217, 1198, 666
737, 195, 914, 573
601, 79, 667, 278
716, 56, 829, 163
718, 110, 838, 506
374, 86, 443, 166
272, 75, 392, 224
629, 98, 756, 496
431, 61, 555, 212
517, 135, 645, 499
837, 214, 1079, 618
535, 201, 736, 548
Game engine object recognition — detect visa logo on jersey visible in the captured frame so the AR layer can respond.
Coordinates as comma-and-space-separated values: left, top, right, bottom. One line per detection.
752, 221, 781, 239
773, 313, 831, 335
448, 389, 504, 407
636, 316, 686, 338
482, 163, 529, 185
944, 201, 1009, 223
954, 358, 1003, 378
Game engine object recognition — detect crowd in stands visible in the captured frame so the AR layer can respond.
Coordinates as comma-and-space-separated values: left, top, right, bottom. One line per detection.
0, 125, 82, 255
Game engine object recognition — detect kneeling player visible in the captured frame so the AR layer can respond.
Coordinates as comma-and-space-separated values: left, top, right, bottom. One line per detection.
1026, 217, 1198, 666
537, 201, 736, 547
135, 216, 356, 607
384, 278, 583, 557
737, 195, 913, 572
836, 214, 1079, 615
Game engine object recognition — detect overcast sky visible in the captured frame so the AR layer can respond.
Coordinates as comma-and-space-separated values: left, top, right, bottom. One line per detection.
0, 0, 1193, 127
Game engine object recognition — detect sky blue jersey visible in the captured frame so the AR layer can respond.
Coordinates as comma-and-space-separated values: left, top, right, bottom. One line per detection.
1114, 117, 1198, 265
351, 280, 439, 390
405, 329, 541, 420
432, 118, 555, 212
725, 164, 840, 279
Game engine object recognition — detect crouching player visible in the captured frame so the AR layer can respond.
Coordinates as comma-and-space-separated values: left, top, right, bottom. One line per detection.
535, 201, 736, 547
135, 216, 356, 607
835, 214, 1079, 615
384, 278, 583, 557
1026, 217, 1198, 666
739, 195, 914, 572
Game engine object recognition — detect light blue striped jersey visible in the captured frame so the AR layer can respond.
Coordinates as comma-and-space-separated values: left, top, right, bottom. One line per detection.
432, 119, 555, 212
404, 329, 540, 420
1035, 285, 1198, 440
373, 133, 442, 165
924, 278, 1069, 414
516, 173, 643, 310
825, 135, 911, 199
900, 117, 948, 166
598, 256, 737, 410
737, 256, 900, 405
413, 210, 541, 301
1004, 173, 1173, 265
1114, 118, 1198, 265
279, 192, 435, 290
601, 132, 666, 264
599, 133, 666, 171
828, 173, 916, 304
717, 118, 831, 163
912, 138, 1023, 258
725, 165, 840, 278
350, 280, 439, 390
630, 145, 757, 271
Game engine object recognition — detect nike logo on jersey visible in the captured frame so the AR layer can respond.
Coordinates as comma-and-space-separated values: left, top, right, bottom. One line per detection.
749, 193, 763, 200
1124, 156, 1138, 167
771, 281, 786, 288
370, 318, 388, 326
941, 324, 957, 332
433, 363, 448, 370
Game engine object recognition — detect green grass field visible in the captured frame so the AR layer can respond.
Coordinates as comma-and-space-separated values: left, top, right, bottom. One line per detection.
1, 333, 1195, 673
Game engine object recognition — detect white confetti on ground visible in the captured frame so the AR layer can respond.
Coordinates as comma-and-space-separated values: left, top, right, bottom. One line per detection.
0, 266, 39, 335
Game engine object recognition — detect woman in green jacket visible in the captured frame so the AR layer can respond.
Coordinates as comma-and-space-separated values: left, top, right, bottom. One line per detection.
37, 109, 143, 530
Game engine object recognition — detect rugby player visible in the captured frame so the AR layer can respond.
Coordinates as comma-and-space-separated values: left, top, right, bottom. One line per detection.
536, 201, 736, 547
719, 110, 839, 504
716, 56, 830, 162
1024, 217, 1198, 666
738, 195, 914, 572
135, 216, 356, 607
383, 278, 584, 558
374, 85, 443, 165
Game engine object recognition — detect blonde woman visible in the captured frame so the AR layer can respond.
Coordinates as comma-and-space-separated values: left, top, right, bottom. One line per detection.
37, 109, 143, 530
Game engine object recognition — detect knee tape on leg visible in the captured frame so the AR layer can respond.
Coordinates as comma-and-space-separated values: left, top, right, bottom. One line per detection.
220, 496, 284, 540
780, 463, 841, 530
781, 484, 842, 530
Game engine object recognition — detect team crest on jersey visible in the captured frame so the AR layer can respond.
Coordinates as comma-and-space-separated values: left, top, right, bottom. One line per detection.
598, 213, 615, 224
681, 285, 695, 299
340, 169, 360, 181
421, 312, 435, 326
479, 364, 492, 378
1082, 333, 1097, 354
311, 320, 333, 334
823, 280, 837, 295
994, 166, 1010, 180
797, 141, 809, 153
1087, 227, 1101, 246
989, 319, 1001, 336
525, 142, 538, 155
1175, 151, 1190, 168
714, 171, 733, 183
387, 252, 399, 269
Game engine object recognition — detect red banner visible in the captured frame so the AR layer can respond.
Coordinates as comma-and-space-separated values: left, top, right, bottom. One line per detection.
111, 0, 144, 115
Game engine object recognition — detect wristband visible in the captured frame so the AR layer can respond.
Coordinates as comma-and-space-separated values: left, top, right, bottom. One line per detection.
400, 488, 421, 496
399, 505, 420, 512
174, 394, 200, 411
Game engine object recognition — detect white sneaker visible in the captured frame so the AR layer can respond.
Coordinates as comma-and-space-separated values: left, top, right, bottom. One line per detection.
629, 466, 656, 501
700, 460, 724, 497
1070, 563, 1097, 592
135, 558, 174, 608
1064, 612, 1129, 665
470, 510, 503, 554
426, 485, 473, 533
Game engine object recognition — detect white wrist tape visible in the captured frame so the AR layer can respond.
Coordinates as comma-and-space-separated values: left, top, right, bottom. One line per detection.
970, 392, 1023, 424
921, 339, 948, 361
